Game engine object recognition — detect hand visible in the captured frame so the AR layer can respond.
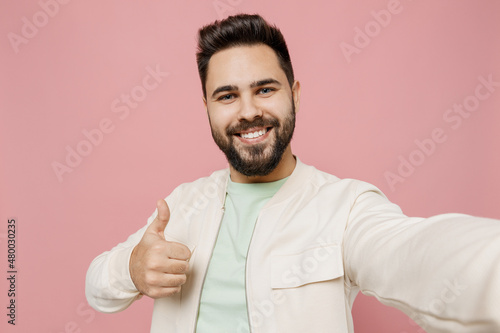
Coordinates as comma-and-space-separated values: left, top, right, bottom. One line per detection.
129, 199, 191, 298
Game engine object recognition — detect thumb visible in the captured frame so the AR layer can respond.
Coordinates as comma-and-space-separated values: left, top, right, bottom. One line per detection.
148, 199, 170, 237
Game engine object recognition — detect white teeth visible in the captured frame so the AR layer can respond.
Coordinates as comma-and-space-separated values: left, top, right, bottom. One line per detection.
241, 129, 266, 139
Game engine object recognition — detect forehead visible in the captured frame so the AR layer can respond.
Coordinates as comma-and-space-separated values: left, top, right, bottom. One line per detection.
205, 44, 286, 91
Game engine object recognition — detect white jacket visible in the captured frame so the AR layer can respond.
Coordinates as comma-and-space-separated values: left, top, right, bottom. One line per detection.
86, 158, 500, 332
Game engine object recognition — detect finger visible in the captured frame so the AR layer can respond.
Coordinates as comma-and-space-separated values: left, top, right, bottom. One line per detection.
148, 199, 170, 236
162, 273, 187, 288
166, 242, 192, 261
149, 286, 182, 299
146, 273, 186, 298
166, 259, 190, 274
148, 271, 187, 288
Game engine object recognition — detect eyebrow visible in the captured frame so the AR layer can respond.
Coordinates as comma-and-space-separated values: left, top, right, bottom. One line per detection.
250, 78, 281, 88
211, 85, 238, 99
210, 78, 281, 99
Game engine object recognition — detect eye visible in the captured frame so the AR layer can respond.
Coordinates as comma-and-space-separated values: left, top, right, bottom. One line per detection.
258, 87, 275, 95
217, 94, 235, 101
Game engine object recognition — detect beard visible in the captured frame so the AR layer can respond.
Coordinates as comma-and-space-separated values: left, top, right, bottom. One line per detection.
209, 104, 296, 177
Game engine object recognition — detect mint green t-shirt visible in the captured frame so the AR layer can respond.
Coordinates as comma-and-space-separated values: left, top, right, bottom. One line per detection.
195, 177, 288, 332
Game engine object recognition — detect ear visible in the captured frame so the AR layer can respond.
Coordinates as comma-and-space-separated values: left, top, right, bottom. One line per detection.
202, 96, 207, 111
292, 80, 301, 113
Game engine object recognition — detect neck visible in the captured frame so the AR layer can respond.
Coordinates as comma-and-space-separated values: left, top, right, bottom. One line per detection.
229, 146, 296, 183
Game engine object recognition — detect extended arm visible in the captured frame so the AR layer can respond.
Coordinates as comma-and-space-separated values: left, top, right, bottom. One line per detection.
344, 183, 500, 332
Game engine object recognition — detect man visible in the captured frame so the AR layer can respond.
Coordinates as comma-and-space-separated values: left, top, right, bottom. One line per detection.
86, 14, 500, 332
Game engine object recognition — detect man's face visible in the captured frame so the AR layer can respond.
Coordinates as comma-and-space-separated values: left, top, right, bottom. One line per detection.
204, 44, 300, 177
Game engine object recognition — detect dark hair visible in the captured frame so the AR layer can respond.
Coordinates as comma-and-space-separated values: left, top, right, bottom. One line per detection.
196, 14, 295, 98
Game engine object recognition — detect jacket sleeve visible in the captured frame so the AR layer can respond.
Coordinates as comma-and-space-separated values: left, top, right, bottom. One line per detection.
85, 191, 178, 313
343, 182, 500, 333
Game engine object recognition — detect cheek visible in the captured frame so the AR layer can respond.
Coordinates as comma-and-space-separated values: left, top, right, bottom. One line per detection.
257, 92, 293, 113
264, 99, 292, 120
208, 109, 233, 132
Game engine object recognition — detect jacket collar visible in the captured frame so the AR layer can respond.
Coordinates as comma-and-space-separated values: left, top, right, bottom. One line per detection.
216, 156, 313, 208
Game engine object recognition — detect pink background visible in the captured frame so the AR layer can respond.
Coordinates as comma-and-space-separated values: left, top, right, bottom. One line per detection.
1, 0, 499, 332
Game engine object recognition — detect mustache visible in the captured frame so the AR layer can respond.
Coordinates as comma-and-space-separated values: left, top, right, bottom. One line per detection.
226, 118, 280, 135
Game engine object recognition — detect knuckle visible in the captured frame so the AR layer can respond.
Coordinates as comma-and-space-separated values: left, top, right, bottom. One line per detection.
150, 242, 166, 254
147, 288, 156, 298
144, 274, 158, 286
143, 285, 153, 297
148, 259, 162, 271
149, 289, 162, 299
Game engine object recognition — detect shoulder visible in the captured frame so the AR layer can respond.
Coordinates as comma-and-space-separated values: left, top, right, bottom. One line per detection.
298, 160, 386, 201
167, 168, 229, 205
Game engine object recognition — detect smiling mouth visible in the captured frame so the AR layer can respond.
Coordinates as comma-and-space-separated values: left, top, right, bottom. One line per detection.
235, 127, 272, 139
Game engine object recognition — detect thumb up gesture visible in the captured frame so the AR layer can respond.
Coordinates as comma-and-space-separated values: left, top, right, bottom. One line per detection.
129, 199, 191, 298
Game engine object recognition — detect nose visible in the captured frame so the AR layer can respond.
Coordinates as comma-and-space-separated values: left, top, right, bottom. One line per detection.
237, 94, 263, 122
